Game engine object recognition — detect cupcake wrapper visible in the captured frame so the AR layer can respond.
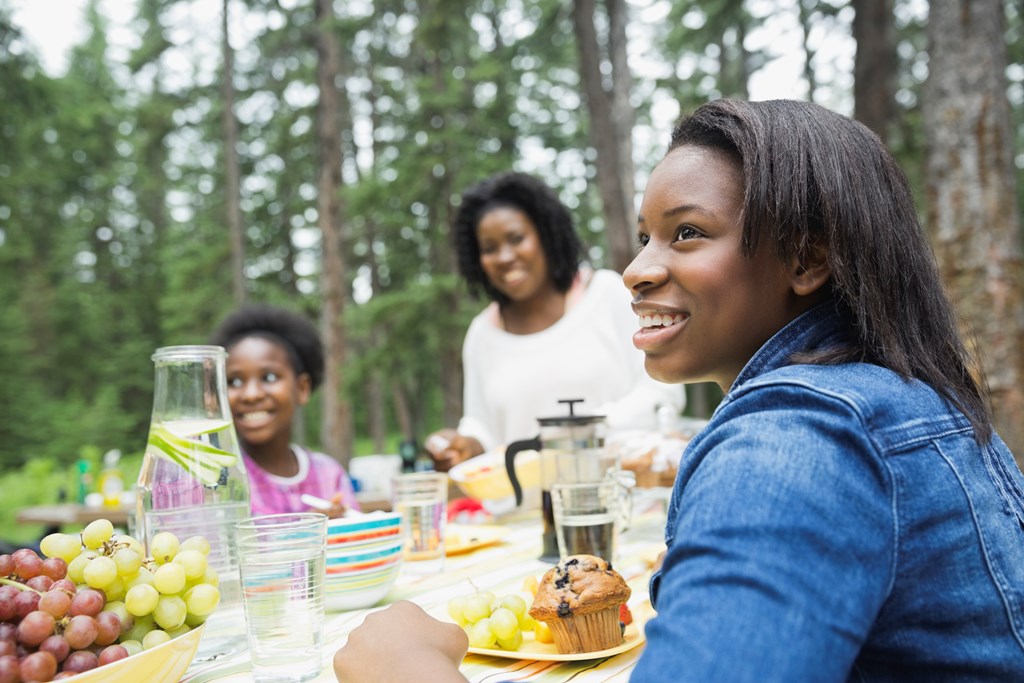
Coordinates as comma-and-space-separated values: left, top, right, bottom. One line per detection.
546, 607, 623, 654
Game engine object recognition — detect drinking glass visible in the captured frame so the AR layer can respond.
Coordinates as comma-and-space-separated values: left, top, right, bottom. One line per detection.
234, 513, 327, 683
391, 472, 447, 573
551, 478, 631, 563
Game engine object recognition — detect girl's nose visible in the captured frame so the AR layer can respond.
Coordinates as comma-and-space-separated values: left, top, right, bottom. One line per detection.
623, 243, 668, 294
238, 378, 263, 400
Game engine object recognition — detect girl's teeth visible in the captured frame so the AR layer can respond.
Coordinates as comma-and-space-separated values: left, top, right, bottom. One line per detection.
639, 314, 686, 329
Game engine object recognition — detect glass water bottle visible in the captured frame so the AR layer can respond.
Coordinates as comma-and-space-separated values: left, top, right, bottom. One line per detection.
135, 345, 250, 661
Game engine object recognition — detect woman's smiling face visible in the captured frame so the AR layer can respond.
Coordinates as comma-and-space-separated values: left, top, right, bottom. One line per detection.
624, 145, 807, 390
476, 206, 552, 303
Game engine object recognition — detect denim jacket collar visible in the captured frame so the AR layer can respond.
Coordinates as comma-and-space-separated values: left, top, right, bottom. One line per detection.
727, 300, 849, 397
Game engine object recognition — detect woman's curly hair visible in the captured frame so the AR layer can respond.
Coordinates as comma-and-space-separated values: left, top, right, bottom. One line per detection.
210, 304, 324, 390
453, 171, 582, 304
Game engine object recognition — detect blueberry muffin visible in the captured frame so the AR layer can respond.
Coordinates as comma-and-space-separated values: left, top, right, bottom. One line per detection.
528, 554, 631, 653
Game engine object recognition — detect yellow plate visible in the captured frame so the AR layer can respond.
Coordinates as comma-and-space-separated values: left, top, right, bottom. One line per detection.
445, 524, 508, 556
434, 600, 651, 662
64, 623, 204, 683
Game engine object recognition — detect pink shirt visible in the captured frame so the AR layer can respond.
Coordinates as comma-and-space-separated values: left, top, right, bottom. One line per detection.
243, 446, 360, 516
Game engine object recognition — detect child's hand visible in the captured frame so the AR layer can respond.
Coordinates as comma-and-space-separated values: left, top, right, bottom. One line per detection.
322, 492, 348, 519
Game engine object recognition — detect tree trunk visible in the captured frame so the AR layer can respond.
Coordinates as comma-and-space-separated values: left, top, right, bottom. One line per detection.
923, 0, 1024, 467
221, 0, 246, 305
573, 0, 636, 274
852, 0, 897, 143
797, 0, 819, 103
314, 0, 352, 466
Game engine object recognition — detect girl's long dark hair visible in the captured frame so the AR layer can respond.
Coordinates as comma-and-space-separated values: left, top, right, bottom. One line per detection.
669, 98, 991, 442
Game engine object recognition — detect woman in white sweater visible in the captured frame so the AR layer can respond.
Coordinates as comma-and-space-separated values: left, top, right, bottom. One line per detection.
427, 172, 682, 471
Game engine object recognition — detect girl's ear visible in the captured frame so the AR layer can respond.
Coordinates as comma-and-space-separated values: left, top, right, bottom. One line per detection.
295, 373, 313, 406
791, 241, 831, 297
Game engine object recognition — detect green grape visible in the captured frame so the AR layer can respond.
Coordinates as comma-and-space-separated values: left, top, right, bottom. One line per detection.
166, 624, 191, 639
149, 532, 180, 564
200, 565, 219, 588
468, 618, 497, 649
153, 595, 187, 630
446, 596, 468, 625
40, 532, 83, 564
120, 639, 143, 656
116, 534, 145, 557
489, 607, 519, 641
125, 566, 155, 590
142, 629, 171, 650
104, 576, 126, 601
82, 519, 115, 549
83, 555, 118, 589
462, 594, 491, 624
102, 601, 133, 632
111, 547, 143, 576
499, 594, 527, 619
518, 612, 536, 631
125, 584, 160, 617
479, 591, 497, 610
153, 562, 187, 595
184, 611, 209, 627
180, 536, 211, 556
67, 551, 95, 584
172, 550, 208, 581
497, 630, 523, 651
123, 614, 156, 643
183, 584, 220, 617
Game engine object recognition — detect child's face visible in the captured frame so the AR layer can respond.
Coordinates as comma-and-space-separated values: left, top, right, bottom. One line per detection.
225, 337, 311, 450
624, 145, 803, 390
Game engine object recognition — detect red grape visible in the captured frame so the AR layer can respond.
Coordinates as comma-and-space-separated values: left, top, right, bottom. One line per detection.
63, 615, 98, 650
38, 590, 71, 619
62, 649, 98, 673
68, 589, 104, 618
0, 556, 12, 577
97, 644, 129, 666
26, 576, 53, 593
11, 551, 42, 581
0, 623, 15, 642
93, 612, 120, 646
13, 591, 39, 620
16, 611, 55, 647
38, 635, 69, 664
50, 580, 75, 596
0, 655, 19, 683
0, 642, 12, 658
19, 650, 57, 682
40, 559, 67, 582
0, 586, 17, 621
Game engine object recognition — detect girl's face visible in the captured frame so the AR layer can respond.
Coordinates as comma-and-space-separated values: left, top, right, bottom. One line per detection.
624, 145, 811, 390
476, 206, 553, 303
225, 336, 311, 449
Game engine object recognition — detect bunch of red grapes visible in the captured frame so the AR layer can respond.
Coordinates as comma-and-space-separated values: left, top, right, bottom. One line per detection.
0, 548, 128, 682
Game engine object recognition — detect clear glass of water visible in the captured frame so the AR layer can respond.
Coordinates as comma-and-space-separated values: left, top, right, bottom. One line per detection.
391, 472, 448, 574
234, 513, 327, 683
551, 478, 631, 564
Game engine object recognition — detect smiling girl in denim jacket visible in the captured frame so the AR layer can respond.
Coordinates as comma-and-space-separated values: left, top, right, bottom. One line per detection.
332, 99, 1024, 682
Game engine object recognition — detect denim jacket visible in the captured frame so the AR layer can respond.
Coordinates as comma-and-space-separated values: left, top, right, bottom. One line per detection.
634, 303, 1024, 682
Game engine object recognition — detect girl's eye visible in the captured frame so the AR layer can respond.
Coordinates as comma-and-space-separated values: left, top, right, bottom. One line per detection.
507, 233, 524, 246
674, 225, 700, 242
263, 372, 279, 383
228, 377, 243, 389
636, 233, 650, 248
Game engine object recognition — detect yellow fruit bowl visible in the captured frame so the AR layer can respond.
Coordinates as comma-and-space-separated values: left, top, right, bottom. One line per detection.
64, 624, 204, 683
448, 450, 540, 502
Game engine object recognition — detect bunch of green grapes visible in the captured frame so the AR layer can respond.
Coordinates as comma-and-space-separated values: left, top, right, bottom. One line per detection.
40, 521, 220, 655
445, 588, 535, 651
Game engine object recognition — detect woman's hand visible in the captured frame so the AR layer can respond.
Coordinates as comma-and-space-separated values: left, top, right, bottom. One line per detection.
333, 601, 468, 683
426, 429, 484, 472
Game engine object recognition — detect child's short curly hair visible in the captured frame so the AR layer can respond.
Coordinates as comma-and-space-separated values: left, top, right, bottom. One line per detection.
210, 304, 324, 390
453, 171, 582, 303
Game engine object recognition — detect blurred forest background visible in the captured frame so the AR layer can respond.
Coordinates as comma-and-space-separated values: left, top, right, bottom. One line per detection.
1, 0, 1023, 542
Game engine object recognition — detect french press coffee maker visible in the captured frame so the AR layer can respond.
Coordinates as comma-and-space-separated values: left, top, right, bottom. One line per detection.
504, 399, 617, 561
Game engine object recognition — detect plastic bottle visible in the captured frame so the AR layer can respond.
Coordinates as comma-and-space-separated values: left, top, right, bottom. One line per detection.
98, 449, 124, 508
75, 459, 93, 504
